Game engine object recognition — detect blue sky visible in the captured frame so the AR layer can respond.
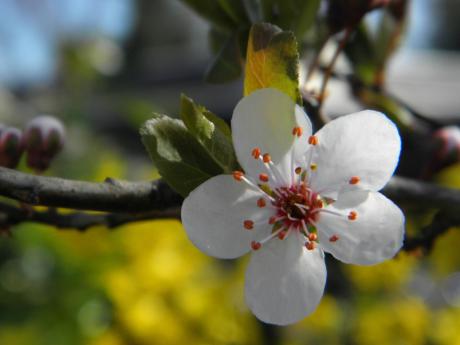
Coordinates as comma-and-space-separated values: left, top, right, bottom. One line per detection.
0, 0, 135, 87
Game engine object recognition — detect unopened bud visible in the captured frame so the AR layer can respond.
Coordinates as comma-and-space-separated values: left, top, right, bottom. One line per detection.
0, 126, 24, 168
325, 0, 391, 33
434, 126, 460, 164
24, 115, 65, 172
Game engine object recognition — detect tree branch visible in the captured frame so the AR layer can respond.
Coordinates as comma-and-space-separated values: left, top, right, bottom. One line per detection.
403, 210, 460, 252
0, 201, 180, 231
0, 167, 182, 212
382, 176, 460, 211
1, 167, 460, 214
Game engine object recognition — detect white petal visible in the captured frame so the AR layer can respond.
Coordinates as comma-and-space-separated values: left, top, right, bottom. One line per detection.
310, 110, 401, 198
181, 175, 273, 259
245, 232, 327, 325
232, 88, 312, 186
316, 191, 405, 265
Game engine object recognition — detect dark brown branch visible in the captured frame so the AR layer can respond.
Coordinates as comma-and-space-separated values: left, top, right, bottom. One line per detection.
0, 201, 180, 231
1, 168, 460, 244
0, 167, 182, 212
403, 210, 460, 252
1, 168, 460, 214
382, 176, 460, 211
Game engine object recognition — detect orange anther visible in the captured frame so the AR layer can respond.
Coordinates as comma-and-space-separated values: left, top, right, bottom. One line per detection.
314, 199, 324, 208
305, 241, 316, 250
308, 135, 318, 145
262, 153, 271, 163
268, 216, 277, 224
349, 176, 360, 185
278, 230, 287, 240
308, 233, 317, 241
259, 173, 269, 182
329, 235, 339, 242
257, 198, 266, 208
292, 126, 303, 137
243, 220, 254, 230
348, 211, 358, 221
295, 167, 302, 175
251, 241, 262, 250
251, 148, 261, 159
232, 171, 244, 181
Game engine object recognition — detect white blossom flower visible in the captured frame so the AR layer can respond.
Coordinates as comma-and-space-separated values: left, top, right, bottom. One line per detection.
181, 88, 405, 325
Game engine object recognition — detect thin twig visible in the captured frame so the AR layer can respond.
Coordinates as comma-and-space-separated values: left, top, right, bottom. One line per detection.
0, 201, 181, 231
317, 28, 352, 114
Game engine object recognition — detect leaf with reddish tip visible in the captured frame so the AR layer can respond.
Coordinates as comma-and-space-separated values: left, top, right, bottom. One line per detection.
244, 23, 301, 105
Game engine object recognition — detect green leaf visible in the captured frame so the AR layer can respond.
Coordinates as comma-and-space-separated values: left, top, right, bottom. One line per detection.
375, 9, 406, 70
242, 0, 263, 23
344, 24, 378, 85
260, 0, 276, 22
178, 0, 235, 31
205, 35, 243, 83
356, 88, 416, 130
244, 23, 302, 105
180, 95, 238, 172
140, 115, 223, 197
275, 0, 321, 39
217, 0, 249, 23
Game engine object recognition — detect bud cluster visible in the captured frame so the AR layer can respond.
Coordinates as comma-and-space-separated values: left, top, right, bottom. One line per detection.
0, 125, 24, 168
0, 115, 65, 172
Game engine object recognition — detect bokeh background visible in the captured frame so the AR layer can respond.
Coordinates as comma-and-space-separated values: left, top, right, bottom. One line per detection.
1, 0, 460, 344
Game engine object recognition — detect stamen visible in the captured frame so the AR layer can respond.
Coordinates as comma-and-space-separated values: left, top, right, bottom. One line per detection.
348, 211, 358, 221
295, 167, 302, 175
269, 215, 285, 224
259, 173, 269, 182
310, 163, 317, 171
295, 203, 310, 211
349, 176, 360, 185
292, 126, 303, 137
314, 199, 324, 208
308, 233, 317, 241
314, 208, 343, 217
329, 235, 339, 242
257, 198, 266, 208
232, 171, 244, 181
251, 241, 261, 250
305, 241, 316, 250
277, 229, 287, 240
259, 227, 287, 245
243, 220, 254, 230
251, 148, 261, 159
308, 135, 318, 145
262, 153, 271, 163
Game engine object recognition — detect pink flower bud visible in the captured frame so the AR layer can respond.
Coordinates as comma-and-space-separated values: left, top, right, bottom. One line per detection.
434, 126, 460, 163
24, 115, 65, 172
0, 126, 24, 168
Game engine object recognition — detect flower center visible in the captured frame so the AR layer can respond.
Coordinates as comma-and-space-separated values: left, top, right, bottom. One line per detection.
272, 183, 322, 229
233, 128, 360, 252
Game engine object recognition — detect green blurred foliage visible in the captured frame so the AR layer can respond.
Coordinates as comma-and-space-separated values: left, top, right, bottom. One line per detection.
179, 0, 320, 82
